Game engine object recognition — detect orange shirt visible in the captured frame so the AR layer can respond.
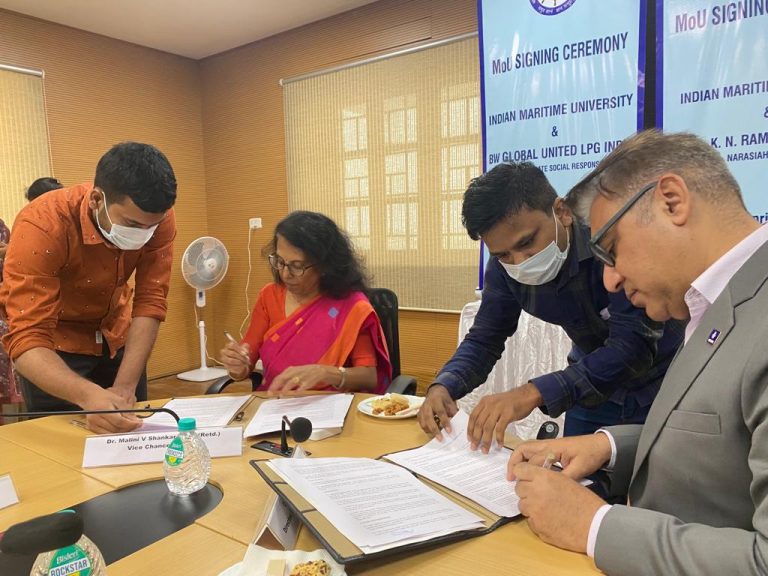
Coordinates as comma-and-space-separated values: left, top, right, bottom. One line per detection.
0, 184, 176, 360
243, 283, 378, 368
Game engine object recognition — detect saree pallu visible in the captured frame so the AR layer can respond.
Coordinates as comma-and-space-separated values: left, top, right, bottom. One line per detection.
0, 219, 19, 404
259, 291, 391, 393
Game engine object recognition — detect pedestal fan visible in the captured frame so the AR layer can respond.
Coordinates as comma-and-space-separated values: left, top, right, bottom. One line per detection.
177, 236, 230, 382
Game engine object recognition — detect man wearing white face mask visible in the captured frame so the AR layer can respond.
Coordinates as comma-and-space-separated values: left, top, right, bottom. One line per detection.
418, 162, 684, 450
499, 205, 569, 285
0, 142, 177, 434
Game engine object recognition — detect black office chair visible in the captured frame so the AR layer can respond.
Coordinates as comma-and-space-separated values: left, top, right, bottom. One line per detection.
367, 287, 417, 395
205, 287, 417, 395
205, 369, 263, 394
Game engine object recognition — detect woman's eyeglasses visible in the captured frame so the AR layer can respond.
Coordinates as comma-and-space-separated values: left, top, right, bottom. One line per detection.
268, 254, 314, 277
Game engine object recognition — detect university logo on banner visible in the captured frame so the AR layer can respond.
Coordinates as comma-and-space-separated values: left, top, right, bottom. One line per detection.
529, 0, 577, 16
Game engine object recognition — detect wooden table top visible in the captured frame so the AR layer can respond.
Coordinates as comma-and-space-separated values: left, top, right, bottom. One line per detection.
0, 392, 599, 575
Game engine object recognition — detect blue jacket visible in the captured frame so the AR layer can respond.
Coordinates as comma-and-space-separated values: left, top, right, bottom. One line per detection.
436, 222, 685, 417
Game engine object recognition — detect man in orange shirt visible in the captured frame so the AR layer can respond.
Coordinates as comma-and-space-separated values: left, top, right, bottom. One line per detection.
0, 142, 177, 433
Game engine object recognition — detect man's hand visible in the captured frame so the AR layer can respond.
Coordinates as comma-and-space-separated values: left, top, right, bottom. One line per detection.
270, 365, 336, 393
512, 463, 605, 553
507, 434, 612, 481
467, 384, 542, 453
82, 387, 141, 434
219, 341, 251, 381
108, 384, 137, 406
417, 385, 457, 440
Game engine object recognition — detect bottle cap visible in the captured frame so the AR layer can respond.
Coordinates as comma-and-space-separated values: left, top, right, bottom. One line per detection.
178, 417, 197, 431
0, 511, 84, 555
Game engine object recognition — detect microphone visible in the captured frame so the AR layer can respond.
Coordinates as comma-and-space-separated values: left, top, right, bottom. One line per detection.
0, 511, 83, 556
280, 415, 313, 455
5, 407, 181, 425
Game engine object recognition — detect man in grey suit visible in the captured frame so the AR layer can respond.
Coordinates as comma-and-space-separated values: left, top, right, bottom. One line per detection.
506, 129, 768, 575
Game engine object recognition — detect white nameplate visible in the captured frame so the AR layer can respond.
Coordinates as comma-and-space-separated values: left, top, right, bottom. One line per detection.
82, 427, 243, 468
0, 474, 20, 509
254, 446, 305, 550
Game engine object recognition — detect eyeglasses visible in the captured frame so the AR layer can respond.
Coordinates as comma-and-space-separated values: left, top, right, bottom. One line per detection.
589, 181, 657, 267
268, 254, 314, 277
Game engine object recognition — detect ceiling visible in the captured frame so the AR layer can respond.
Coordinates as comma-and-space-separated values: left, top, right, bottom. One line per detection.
0, 0, 380, 59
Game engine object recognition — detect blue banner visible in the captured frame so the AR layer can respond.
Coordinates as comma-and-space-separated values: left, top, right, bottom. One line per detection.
659, 0, 768, 220
477, 0, 646, 285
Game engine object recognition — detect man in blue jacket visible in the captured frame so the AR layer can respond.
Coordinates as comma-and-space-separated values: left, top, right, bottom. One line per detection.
417, 162, 683, 451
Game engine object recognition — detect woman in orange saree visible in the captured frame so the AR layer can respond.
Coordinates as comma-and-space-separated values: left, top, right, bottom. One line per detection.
220, 211, 391, 394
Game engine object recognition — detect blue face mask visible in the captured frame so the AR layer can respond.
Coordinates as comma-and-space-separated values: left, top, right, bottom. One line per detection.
501, 208, 570, 285
96, 191, 158, 250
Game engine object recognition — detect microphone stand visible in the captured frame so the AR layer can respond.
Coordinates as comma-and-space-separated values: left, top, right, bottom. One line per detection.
280, 415, 292, 455
6, 407, 181, 423
280, 415, 313, 456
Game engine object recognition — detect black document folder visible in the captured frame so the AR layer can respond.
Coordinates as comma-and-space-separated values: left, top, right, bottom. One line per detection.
250, 456, 515, 565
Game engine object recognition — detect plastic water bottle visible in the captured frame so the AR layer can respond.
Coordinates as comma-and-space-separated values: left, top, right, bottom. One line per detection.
28, 511, 106, 576
163, 417, 211, 495
31, 533, 106, 576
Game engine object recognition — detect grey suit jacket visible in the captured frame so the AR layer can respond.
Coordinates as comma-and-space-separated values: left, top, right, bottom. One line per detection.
594, 239, 768, 575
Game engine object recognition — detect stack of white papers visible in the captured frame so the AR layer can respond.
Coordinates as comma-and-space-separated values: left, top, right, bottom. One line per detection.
139, 395, 251, 431
243, 394, 353, 438
386, 410, 520, 517
268, 457, 484, 554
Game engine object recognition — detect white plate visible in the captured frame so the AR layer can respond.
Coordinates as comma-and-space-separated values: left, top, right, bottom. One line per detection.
357, 394, 424, 419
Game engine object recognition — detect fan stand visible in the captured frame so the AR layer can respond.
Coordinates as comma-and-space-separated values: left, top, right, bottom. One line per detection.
177, 318, 228, 382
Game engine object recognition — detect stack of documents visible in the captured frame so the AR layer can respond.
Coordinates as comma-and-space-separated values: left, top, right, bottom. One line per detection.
244, 394, 353, 439
139, 395, 251, 431
267, 457, 484, 554
386, 410, 520, 517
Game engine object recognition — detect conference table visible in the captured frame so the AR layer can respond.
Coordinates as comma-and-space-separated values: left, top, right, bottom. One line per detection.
0, 392, 600, 575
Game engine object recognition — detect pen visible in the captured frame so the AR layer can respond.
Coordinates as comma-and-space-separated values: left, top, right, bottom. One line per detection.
224, 330, 250, 363
542, 452, 557, 470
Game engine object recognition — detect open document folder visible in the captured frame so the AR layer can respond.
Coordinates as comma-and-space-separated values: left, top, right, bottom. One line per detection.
250, 411, 518, 564
268, 457, 484, 554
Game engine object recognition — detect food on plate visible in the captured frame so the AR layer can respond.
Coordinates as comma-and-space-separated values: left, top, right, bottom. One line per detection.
371, 393, 410, 416
289, 559, 332, 576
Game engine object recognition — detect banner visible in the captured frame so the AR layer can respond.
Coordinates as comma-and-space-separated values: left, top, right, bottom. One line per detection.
478, 0, 646, 284
659, 0, 768, 220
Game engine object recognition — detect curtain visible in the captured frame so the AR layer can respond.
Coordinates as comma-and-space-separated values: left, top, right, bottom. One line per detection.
283, 37, 481, 311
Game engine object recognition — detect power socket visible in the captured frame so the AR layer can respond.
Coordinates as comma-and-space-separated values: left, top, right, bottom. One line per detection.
248, 217, 262, 230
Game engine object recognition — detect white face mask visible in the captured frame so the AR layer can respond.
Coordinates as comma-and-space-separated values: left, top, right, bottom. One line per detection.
96, 191, 158, 251
500, 208, 570, 285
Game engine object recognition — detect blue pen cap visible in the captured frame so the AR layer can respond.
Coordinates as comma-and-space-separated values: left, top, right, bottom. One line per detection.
178, 417, 197, 431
